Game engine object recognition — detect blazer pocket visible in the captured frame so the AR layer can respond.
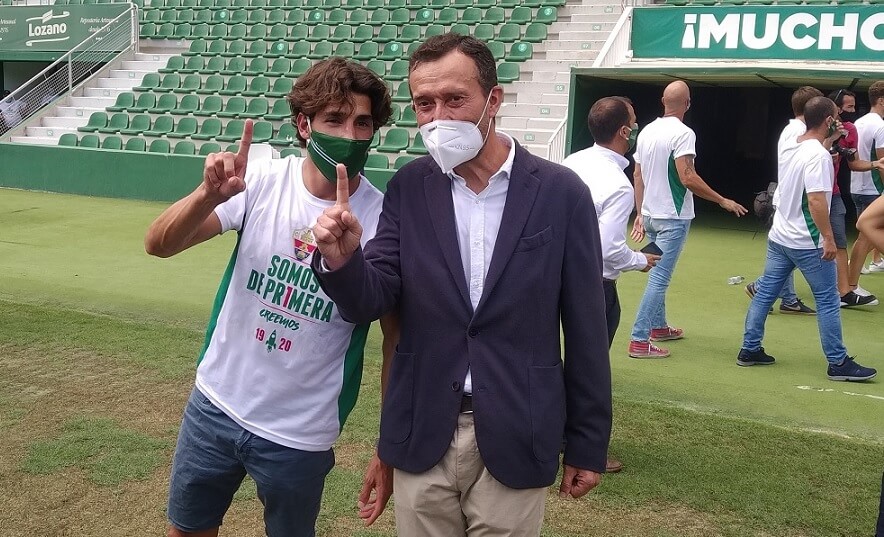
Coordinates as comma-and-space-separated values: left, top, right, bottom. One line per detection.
514, 226, 553, 253
528, 363, 566, 462
379, 352, 415, 444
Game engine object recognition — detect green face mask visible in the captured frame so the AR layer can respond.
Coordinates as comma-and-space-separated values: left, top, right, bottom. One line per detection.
306, 119, 373, 183
826, 118, 838, 138
627, 124, 639, 152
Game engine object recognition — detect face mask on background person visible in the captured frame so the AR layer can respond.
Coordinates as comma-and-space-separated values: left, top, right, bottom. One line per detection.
419, 92, 493, 174
305, 117, 373, 183
626, 123, 639, 152
839, 111, 859, 124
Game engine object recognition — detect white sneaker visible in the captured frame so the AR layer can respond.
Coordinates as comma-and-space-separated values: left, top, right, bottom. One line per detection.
855, 285, 874, 297
861, 265, 871, 275
869, 261, 884, 273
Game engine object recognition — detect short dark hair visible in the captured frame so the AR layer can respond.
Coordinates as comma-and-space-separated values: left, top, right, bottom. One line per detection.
791, 86, 823, 117
827, 89, 855, 108
803, 96, 836, 131
587, 97, 633, 144
287, 57, 392, 146
408, 33, 498, 95
869, 81, 884, 107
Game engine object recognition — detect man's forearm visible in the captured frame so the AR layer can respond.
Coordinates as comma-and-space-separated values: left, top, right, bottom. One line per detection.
808, 194, 834, 241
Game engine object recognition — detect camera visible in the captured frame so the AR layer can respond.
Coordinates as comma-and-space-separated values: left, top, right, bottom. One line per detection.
830, 143, 857, 161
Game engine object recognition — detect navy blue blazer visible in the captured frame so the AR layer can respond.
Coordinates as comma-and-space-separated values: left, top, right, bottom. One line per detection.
314, 143, 612, 488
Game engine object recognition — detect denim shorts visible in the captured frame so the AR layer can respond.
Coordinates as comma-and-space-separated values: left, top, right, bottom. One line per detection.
852, 193, 880, 215
829, 195, 848, 249
167, 388, 334, 536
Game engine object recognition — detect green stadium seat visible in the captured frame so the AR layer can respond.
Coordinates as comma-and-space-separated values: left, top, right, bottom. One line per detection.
348, 8, 369, 24
120, 114, 151, 135
251, 0, 268, 9
523, 22, 547, 43
397, 106, 416, 127
413, 8, 433, 25
267, 78, 293, 98
509, 6, 531, 25
450, 0, 468, 6
246, 9, 266, 24
280, 147, 303, 158
387, 0, 406, 7
159, 55, 185, 74
270, 123, 298, 146
369, 8, 390, 26
133, 73, 161, 92
377, 127, 408, 153
252, 121, 274, 143
473, 0, 492, 7
192, 118, 223, 139
306, 9, 324, 24
290, 58, 312, 76
149, 93, 178, 113
507, 41, 533, 62
423, 24, 444, 38
355, 41, 379, 60
286, 9, 305, 24
268, 0, 285, 6
497, 23, 521, 43
149, 139, 171, 153
366, 60, 386, 77
154, 22, 175, 39
496, 61, 520, 83
206, 24, 227, 40
144, 115, 174, 137
155, 73, 181, 93
393, 154, 415, 168
107, 92, 135, 112
97, 113, 129, 134
177, 8, 196, 22
487, 40, 505, 61
174, 74, 202, 94
199, 56, 226, 75
245, 23, 268, 40
174, 22, 193, 39
194, 95, 224, 116
244, 57, 269, 76
436, 7, 456, 24
330, 25, 353, 42
522, 0, 542, 7
58, 133, 79, 146
288, 25, 310, 43
218, 97, 247, 118
220, 57, 247, 76
460, 7, 481, 24
536, 6, 557, 24
390, 7, 409, 24
352, 24, 374, 42
125, 137, 147, 152
194, 10, 212, 24
174, 140, 197, 155
334, 41, 356, 57
308, 41, 334, 59
271, 58, 294, 76
79, 134, 101, 148
78, 112, 107, 133
387, 60, 409, 81
364, 0, 384, 8
385, 103, 400, 125
205, 39, 226, 56
266, 99, 291, 120
196, 75, 224, 95
308, 24, 331, 42
265, 39, 289, 57
379, 41, 403, 60
483, 6, 504, 24
217, 119, 246, 142
406, 131, 428, 155
304, 0, 321, 7
267, 8, 286, 24
180, 56, 206, 73
342, 0, 362, 8
399, 24, 421, 42
240, 77, 270, 98
375, 24, 398, 43
365, 153, 389, 169
327, 8, 347, 23
473, 23, 494, 41
171, 94, 200, 115
101, 136, 123, 150
191, 23, 211, 38
241, 98, 270, 119
228, 23, 248, 40
392, 81, 411, 103
242, 40, 268, 57
139, 22, 157, 38
406, 41, 421, 55
221, 40, 247, 57
199, 142, 222, 155
449, 22, 469, 36
168, 117, 199, 138
219, 76, 247, 96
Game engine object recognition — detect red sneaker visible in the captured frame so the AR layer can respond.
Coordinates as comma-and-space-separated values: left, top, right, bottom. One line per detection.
628, 340, 670, 358
649, 326, 684, 341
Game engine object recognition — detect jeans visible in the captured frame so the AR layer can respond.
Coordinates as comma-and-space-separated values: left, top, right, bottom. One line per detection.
742, 240, 847, 365
754, 272, 798, 304
631, 217, 691, 341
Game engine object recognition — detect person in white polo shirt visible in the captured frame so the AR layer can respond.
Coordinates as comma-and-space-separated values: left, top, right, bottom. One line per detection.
737, 96, 876, 382
562, 96, 659, 474
628, 81, 747, 359
144, 58, 398, 537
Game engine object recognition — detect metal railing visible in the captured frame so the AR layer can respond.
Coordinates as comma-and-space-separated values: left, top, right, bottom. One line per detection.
545, 117, 568, 164
0, 5, 138, 138
593, 6, 633, 68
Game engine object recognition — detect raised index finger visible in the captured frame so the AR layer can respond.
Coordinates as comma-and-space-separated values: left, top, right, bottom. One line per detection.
237, 119, 254, 159
335, 163, 349, 206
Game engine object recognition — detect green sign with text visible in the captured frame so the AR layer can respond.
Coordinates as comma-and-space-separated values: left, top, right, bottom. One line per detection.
632, 6, 884, 62
0, 5, 127, 53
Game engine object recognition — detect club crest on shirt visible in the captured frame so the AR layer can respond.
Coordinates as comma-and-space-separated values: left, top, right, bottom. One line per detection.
292, 228, 317, 262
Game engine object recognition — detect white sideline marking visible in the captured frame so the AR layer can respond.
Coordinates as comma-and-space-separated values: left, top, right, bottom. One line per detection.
796, 385, 884, 402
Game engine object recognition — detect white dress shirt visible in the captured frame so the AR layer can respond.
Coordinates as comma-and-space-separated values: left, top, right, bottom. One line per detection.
562, 144, 647, 280
449, 132, 515, 394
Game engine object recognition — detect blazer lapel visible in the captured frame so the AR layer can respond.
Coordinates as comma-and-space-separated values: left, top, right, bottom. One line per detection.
424, 168, 472, 312
477, 145, 541, 312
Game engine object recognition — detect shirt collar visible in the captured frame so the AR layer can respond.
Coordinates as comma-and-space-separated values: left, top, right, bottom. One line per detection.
590, 143, 630, 171
448, 131, 516, 183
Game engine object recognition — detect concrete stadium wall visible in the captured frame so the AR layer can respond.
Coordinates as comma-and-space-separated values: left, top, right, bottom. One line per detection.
0, 143, 396, 202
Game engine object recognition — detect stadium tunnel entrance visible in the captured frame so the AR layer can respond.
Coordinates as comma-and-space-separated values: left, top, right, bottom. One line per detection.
566, 67, 884, 220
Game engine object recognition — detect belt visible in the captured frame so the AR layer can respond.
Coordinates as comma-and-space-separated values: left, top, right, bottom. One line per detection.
460, 394, 473, 413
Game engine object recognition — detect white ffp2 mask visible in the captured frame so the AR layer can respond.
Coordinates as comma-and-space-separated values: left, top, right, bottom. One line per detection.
419, 93, 493, 174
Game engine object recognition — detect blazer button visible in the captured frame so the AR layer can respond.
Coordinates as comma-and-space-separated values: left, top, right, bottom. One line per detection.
468, 328, 478, 337
451, 381, 460, 391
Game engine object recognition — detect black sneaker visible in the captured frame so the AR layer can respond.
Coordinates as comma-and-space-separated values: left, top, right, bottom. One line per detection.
779, 299, 816, 315
745, 282, 773, 313
737, 347, 776, 367
827, 356, 877, 382
840, 291, 879, 308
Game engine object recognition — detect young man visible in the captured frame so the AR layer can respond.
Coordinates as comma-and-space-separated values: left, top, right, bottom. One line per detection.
314, 34, 613, 537
144, 58, 395, 537
628, 81, 747, 358
737, 96, 876, 382
562, 96, 658, 474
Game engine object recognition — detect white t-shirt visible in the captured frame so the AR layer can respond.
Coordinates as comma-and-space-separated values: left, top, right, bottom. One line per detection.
195, 156, 384, 451
562, 144, 647, 280
635, 116, 697, 220
769, 140, 833, 250
773, 119, 807, 209
850, 112, 884, 196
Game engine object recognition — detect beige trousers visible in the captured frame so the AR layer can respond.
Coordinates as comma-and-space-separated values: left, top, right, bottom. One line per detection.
393, 413, 548, 537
